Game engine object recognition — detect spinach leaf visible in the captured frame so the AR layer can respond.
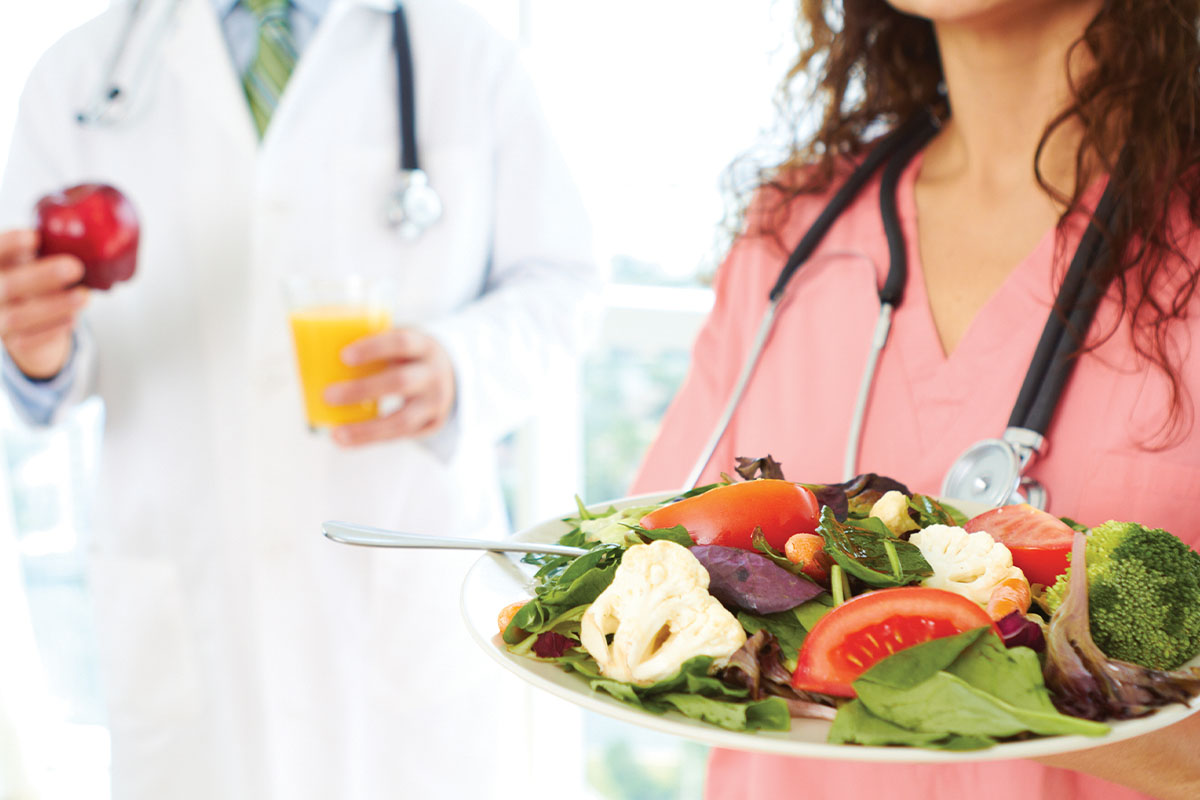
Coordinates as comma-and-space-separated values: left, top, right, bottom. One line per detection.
831, 628, 1110, 749
737, 595, 832, 671
626, 523, 694, 547
584, 656, 791, 732
504, 605, 587, 651
508, 545, 623, 640
793, 593, 835, 630
945, 635, 1111, 737
816, 508, 932, 588
738, 609, 809, 671
907, 495, 966, 528
654, 693, 791, 732
857, 627, 988, 690
829, 701, 995, 750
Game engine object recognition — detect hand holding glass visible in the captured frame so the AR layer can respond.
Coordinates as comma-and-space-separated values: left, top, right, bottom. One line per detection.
284, 275, 392, 429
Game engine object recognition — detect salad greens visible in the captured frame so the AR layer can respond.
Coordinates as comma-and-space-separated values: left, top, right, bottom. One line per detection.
505, 545, 621, 643
498, 467, 1200, 750
737, 595, 834, 671
564, 654, 791, 732
815, 508, 933, 588
831, 628, 1109, 748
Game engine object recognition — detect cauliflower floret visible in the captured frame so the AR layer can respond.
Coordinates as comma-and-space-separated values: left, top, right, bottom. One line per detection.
908, 524, 1024, 606
579, 540, 747, 686
869, 490, 919, 536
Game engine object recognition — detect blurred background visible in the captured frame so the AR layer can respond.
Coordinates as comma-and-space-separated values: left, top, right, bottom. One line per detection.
0, 1, 794, 797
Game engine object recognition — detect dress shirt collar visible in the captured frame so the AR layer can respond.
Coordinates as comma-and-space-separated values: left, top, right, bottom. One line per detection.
211, 0, 335, 22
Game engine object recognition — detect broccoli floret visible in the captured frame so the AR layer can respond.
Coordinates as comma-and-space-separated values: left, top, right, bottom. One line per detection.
1044, 521, 1200, 670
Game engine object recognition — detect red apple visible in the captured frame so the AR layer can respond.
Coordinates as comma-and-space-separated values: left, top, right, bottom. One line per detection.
36, 183, 139, 290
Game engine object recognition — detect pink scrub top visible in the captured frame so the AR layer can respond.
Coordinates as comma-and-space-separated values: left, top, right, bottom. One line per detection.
631, 154, 1200, 800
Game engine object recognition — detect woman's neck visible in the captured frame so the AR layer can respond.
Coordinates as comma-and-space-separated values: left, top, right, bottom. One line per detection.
922, 0, 1103, 198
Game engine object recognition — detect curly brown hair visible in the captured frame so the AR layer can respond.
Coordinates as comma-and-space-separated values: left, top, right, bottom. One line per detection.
744, 0, 1200, 445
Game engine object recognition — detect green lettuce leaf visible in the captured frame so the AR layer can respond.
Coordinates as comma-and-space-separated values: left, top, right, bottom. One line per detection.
738, 594, 832, 671
583, 656, 790, 732
816, 508, 932, 588
831, 628, 1110, 749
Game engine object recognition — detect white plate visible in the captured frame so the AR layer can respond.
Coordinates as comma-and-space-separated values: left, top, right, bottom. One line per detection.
459, 492, 1200, 762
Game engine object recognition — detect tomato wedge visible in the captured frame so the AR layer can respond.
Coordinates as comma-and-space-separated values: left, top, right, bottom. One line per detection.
791, 587, 996, 698
964, 504, 1076, 588
638, 479, 820, 552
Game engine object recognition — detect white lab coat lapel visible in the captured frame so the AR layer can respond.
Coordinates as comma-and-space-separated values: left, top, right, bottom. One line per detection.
163, 0, 259, 153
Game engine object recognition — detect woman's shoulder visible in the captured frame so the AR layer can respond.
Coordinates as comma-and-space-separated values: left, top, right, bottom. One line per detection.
736, 154, 877, 258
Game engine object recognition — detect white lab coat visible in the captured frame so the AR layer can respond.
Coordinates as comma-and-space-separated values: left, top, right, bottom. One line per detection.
0, 0, 598, 797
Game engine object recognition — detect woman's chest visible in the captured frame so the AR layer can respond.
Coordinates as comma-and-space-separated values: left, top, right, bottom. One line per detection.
725, 243, 1200, 546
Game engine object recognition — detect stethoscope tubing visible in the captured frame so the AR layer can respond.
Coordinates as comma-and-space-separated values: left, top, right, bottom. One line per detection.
682, 299, 780, 490
391, 3, 419, 173
767, 111, 940, 304
683, 112, 940, 491
77, 1, 440, 237
1008, 164, 1126, 434
75, 0, 180, 126
683, 108, 1125, 505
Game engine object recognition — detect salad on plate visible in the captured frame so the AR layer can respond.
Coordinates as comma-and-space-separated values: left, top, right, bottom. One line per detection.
492, 456, 1200, 752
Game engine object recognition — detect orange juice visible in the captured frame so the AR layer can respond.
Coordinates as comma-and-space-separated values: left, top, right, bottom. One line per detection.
288, 304, 392, 427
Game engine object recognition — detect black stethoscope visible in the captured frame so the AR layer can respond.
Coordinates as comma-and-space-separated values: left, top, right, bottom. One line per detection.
75, 1, 441, 239
685, 109, 1125, 510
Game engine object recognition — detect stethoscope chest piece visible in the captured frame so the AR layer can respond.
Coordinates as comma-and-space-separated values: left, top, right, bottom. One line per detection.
940, 427, 1048, 509
385, 169, 442, 239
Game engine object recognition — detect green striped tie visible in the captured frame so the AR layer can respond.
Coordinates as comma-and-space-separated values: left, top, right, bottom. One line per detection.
242, 0, 298, 137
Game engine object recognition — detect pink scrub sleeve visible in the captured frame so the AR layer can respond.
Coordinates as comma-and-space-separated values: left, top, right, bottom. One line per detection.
630, 159, 1200, 800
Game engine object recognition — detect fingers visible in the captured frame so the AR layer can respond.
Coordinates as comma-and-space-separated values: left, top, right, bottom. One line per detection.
5, 318, 78, 355
0, 230, 89, 378
0, 254, 86, 304
0, 229, 39, 266
0, 289, 89, 339
340, 327, 430, 367
324, 330, 457, 447
323, 359, 434, 407
331, 394, 444, 447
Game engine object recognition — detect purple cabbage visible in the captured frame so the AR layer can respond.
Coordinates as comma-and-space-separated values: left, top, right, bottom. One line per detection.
1043, 532, 1200, 720
996, 611, 1046, 653
718, 630, 838, 721
531, 632, 575, 659
691, 545, 824, 614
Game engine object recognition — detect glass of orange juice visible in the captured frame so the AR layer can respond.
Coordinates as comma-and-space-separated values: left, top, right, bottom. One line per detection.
283, 274, 393, 430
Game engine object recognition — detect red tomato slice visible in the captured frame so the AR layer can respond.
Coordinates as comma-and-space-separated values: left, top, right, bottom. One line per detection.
638, 479, 820, 552
964, 504, 1075, 587
791, 587, 996, 698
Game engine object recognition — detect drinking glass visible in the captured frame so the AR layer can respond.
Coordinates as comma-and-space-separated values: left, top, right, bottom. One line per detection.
283, 274, 393, 430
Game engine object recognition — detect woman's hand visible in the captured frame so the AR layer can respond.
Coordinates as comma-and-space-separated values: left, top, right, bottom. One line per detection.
323, 327, 456, 447
1034, 705, 1200, 800
0, 228, 89, 379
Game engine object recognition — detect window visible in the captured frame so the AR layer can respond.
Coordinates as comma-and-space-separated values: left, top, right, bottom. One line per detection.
498, 2, 792, 797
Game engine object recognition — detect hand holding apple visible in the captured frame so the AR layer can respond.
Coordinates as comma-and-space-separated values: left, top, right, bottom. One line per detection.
0, 229, 89, 379
36, 183, 139, 290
